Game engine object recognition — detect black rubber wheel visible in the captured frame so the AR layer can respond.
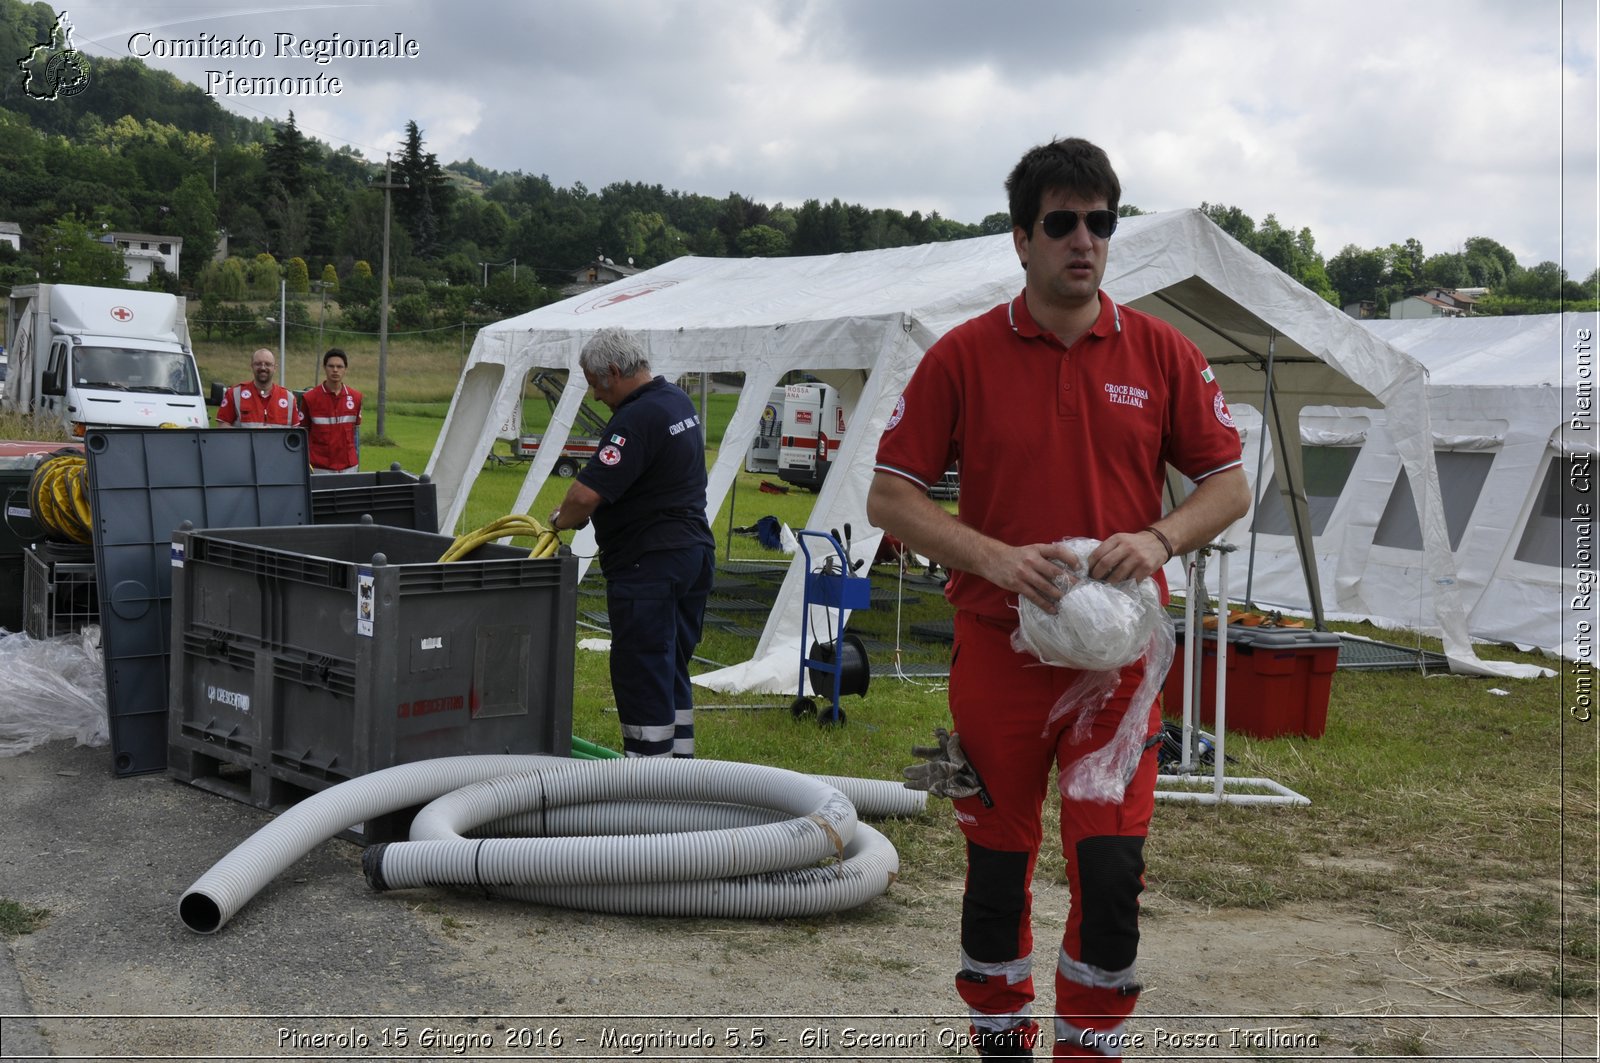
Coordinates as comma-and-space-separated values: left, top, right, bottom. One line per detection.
554, 457, 579, 478
789, 696, 817, 719
817, 703, 847, 727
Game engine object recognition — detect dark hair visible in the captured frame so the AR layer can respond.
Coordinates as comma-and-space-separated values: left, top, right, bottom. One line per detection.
322, 348, 348, 367
1005, 137, 1122, 232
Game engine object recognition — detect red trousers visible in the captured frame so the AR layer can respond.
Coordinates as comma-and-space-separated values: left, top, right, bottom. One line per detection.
948, 611, 1161, 1060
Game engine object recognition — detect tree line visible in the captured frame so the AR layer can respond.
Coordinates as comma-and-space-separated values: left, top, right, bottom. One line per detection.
0, 0, 1593, 331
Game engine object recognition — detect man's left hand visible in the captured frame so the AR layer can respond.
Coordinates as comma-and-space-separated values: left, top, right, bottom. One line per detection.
1086, 531, 1168, 583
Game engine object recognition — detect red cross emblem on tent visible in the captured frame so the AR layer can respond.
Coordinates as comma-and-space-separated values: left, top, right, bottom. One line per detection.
110, 306, 134, 322
138, 406, 153, 418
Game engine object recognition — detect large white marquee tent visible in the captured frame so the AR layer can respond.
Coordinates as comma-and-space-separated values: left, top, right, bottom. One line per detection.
426, 210, 1547, 685
1219, 312, 1594, 661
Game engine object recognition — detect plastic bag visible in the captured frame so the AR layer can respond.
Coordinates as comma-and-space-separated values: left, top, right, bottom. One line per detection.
1007, 537, 1174, 804
0, 628, 109, 757
1011, 537, 1163, 670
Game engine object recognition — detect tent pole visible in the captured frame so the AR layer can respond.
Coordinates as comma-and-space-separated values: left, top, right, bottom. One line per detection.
699, 372, 710, 445
1244, 332, 1277, 606
1265, 374, 1326, 630
726, 468, 737, 563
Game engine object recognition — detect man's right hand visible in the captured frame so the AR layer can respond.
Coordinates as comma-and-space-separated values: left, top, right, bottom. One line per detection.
979, 541, 1080, 613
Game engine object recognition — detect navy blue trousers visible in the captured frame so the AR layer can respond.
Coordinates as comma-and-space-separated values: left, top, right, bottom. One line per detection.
604, 544, 715, 757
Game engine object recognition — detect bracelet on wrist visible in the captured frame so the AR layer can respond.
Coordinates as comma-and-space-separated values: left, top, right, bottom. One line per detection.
1144, 525, 1174, 561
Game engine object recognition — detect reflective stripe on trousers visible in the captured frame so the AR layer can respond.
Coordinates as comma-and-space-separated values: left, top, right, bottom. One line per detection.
604, 545, 713, 759
946, 611, 1159, 1061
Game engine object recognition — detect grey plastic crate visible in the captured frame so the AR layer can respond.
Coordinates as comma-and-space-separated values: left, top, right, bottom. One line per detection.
167, 523, 576, 833
22, 549, 99, 639
310, 463, 438, 532
84, 428, 313, 776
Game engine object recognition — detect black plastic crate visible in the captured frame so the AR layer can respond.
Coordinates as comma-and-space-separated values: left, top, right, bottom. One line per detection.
310, 464, 438, 533
168, 523, 576, 829
3, 451, 57, 632
0, 554, 21, 633
22, 549, 99, 639
0, 445, 69, 558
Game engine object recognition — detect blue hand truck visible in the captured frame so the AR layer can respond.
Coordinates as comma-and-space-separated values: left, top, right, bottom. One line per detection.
791, 528, 872, 726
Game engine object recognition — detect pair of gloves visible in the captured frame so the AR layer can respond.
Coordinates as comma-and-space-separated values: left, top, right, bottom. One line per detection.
902, 728, 991, 806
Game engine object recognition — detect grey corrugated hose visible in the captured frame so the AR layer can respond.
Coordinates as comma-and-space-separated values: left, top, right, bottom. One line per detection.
179, 756, 924, 933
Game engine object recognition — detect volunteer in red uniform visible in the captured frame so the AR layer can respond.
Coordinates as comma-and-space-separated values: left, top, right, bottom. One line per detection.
217, 348, 303, 429
300, 348, 363, 473
868, 137, 1250, 1060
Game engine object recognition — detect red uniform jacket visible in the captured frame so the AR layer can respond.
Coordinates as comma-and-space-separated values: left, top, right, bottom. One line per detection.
300, 382, 363, 471
217, 383, 303, 428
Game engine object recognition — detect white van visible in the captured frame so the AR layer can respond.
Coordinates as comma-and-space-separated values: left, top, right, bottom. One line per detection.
2, 284, 207, 436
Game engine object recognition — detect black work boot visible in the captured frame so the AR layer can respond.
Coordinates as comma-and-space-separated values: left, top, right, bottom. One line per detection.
973, 1020, 1038, 1058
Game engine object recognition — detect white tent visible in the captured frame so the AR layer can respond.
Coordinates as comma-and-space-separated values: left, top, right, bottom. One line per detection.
426, 210, 1546, 684
1220, 312, 1595, 660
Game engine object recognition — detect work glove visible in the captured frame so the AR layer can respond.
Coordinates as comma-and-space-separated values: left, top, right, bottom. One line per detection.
903, 728, 987, 802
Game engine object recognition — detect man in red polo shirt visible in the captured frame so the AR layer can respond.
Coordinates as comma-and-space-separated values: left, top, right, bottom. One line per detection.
217, 348, 303, 429
300, 348, 363, 473
869, 138, 1249, 1059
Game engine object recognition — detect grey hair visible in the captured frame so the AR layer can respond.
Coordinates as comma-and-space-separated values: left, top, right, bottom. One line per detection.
579, 327, 651, 379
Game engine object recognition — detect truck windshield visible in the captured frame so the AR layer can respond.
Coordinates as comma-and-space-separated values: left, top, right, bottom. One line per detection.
74, 346, 199, 395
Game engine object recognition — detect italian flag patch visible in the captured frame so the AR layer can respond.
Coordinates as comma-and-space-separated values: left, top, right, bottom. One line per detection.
1201, 367, 1215, 384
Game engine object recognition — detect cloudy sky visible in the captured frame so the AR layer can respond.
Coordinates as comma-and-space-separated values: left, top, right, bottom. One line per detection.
50, 0, 1600, 275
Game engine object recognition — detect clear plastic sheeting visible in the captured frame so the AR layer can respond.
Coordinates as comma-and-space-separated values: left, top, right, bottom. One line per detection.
1010, 538, 1174, 804
0, 628, 109, 756
1055, 627, 1173, 804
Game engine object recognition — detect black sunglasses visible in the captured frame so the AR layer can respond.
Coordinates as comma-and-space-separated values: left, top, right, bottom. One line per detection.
1038, 209, 1118, 240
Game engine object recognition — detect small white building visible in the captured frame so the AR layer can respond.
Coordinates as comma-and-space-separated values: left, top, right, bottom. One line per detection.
102, 231, 182, 283
0, 221, 21, 252
1390, 292, 1467, 319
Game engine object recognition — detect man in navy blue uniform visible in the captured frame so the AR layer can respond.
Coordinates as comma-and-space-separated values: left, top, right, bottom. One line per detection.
548, 327, 716, 757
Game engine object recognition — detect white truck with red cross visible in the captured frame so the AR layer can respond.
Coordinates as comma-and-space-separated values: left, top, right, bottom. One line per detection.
2, 283, 207, 437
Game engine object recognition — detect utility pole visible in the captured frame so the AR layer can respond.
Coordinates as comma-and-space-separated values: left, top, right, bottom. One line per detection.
374, 153, 407, 441
277, 279, 287, 383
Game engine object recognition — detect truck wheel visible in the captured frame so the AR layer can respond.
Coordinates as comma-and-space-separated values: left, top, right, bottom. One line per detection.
554, 457, 578, 478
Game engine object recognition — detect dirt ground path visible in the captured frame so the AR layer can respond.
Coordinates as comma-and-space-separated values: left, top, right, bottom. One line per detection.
1, 740, 1591, 1060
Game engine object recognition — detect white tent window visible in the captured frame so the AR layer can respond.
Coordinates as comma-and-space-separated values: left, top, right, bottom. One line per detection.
1251, 446, 1360, 536
1514, 455, 1596, 567
1373, 450, 1496, 551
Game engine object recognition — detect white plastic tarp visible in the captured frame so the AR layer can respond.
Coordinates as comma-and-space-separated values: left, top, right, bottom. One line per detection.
428, 209, 1546, 686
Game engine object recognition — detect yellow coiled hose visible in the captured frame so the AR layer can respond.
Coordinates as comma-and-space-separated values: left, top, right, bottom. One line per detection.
439, 514, 561, 563
29, 454, 94, 545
